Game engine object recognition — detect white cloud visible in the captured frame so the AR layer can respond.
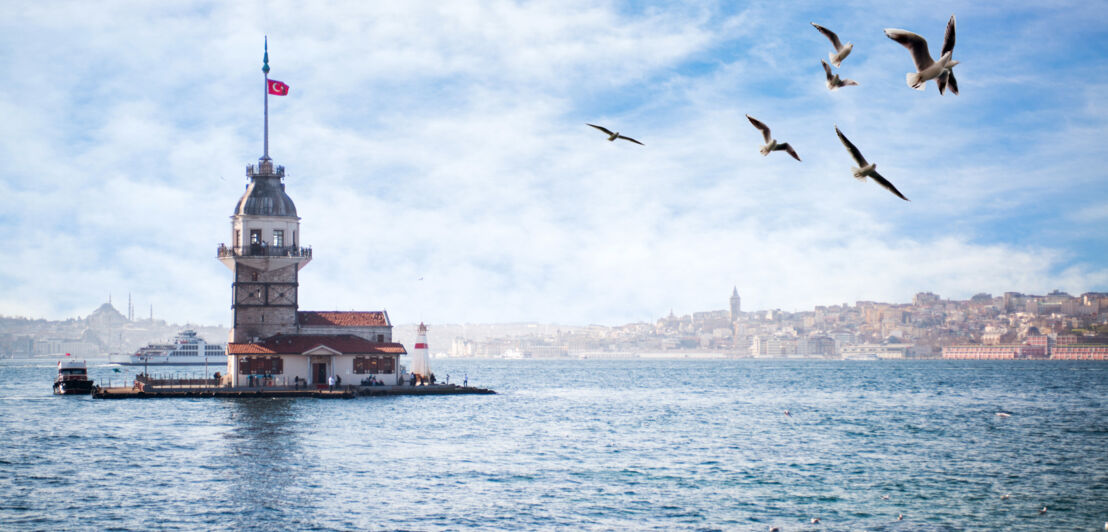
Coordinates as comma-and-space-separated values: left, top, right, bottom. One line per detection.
1, 1, 1106, 326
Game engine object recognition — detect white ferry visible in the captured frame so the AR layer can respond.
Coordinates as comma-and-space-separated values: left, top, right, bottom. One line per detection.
109, 330, 226, 366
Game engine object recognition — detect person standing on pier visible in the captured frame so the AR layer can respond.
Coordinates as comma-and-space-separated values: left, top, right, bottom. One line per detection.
328, 374, 335, 391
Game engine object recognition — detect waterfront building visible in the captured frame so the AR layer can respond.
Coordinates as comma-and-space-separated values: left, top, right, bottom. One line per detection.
841, 343, 914, 359
941, 344, 1047, 359
1051, 345, 1108, 360
219, 42, 406, 387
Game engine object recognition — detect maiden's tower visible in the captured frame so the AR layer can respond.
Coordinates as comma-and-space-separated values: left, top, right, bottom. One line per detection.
216, 40, 406, 388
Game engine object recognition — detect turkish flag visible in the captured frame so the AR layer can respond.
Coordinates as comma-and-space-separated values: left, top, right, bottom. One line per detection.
268, 79, 290, 96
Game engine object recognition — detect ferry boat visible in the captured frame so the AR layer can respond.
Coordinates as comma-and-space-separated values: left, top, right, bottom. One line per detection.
109, 330, 227, 366
54, 358, 95, 395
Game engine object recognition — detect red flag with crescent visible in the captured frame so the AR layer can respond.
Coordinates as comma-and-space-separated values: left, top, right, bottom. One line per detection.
267, 80, 290, 96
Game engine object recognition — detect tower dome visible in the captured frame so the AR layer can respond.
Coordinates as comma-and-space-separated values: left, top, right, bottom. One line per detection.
233, 160, 297, 217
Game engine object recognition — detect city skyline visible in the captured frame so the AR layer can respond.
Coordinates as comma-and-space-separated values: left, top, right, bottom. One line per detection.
2, 2, 1107, 326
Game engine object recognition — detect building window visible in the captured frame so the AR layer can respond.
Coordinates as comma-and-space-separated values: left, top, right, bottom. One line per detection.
235, 229, 241, 247
239, 356, 283, 375
251, 271, 259, 281
377, 334, 384, 342
353, 356, 395, 374
250, 230, 262, 244
273, 230, 284, 247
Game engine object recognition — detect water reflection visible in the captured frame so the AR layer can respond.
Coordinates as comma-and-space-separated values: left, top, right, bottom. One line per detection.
219, 398, 319, 528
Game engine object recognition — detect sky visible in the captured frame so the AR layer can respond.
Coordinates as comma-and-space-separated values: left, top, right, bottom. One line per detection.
1, 1, 1107, 327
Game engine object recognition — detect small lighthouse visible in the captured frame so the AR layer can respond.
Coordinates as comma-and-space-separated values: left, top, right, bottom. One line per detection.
411, 323, 432, 381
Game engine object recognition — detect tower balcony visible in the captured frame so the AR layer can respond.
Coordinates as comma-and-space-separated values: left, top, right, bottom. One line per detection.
218, 244, 311, 259
247, 161, 285, 178
217, 244, 312, 272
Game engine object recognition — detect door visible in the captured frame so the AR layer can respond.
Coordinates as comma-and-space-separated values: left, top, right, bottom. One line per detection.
313, 362, 328, 385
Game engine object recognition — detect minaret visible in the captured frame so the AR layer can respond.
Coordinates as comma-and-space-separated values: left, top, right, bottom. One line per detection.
217, 39, 311, 343
730, 286, 742, 322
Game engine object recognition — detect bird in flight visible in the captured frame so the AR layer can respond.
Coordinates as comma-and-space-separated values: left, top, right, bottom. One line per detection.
746, 115, 801, 161
834, 126, 909, 201
885, 15, 960, 92
587, 124, 644, 145
936, 15, 959, 95
811, 22, 853, 67
822, 60, 858, 90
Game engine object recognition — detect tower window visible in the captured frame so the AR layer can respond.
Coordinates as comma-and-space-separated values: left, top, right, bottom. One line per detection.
273, 230, 284, 247
252, 272, 259, 281
235, 229, 241, 247
250, 230, 262, 244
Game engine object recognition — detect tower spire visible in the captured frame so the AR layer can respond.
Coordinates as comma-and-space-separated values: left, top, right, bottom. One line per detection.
263, 36, 271, 161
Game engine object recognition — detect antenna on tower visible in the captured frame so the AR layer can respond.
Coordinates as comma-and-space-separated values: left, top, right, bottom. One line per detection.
262, 36, 271, 161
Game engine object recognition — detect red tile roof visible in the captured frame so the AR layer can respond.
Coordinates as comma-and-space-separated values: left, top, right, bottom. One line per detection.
228, 334, 406, 355
298, 311, 390, 327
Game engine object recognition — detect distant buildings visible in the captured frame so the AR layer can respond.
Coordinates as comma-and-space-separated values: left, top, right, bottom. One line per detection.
432, 288, 1108, 360
0, 300, 227, 359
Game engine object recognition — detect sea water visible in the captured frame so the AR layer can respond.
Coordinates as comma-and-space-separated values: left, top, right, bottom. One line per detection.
1, 359, 1106, 531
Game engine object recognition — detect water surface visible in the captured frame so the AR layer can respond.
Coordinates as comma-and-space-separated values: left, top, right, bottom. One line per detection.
1, 359, 1106, 530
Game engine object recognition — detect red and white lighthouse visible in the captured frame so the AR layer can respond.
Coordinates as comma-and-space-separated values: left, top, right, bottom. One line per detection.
411, 322, 432, 379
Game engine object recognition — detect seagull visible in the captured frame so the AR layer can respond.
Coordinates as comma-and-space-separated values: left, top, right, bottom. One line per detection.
884, 15, 960, 92
783, 409, 792, 416
1039, 506, 1047, 515
1001, 493, 1010, 500
812, 22, 853, 67
937, 15, 959, 95
834, 125, 909, 201
995, 412, 1012, 418
897, 514, 904, 521
882, 495, 891, 500
587, 123, 644, 145
746, 115, 801, 161
822, 59, 858, 90
811, 518, 821, 524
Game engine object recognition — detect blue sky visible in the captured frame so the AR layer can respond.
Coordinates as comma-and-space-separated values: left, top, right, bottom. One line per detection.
1, 1, 1106, 326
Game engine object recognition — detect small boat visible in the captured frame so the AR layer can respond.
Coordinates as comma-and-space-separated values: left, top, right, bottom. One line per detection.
54, 357, 95, 395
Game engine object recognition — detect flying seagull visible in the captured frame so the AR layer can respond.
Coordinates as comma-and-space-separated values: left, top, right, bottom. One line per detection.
587, 123, 644, 145
811, 22, 853, 67
885, 16, 960, 92
937, 15, 959, 95
822, 59, 858, 90
834, 125, 909, 201
746, 115, 801, 161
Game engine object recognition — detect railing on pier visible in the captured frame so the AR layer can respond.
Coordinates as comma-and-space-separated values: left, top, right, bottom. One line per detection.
217, 244, 312, 259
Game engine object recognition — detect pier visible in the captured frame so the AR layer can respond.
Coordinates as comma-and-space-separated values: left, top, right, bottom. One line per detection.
92, 376, 494, 399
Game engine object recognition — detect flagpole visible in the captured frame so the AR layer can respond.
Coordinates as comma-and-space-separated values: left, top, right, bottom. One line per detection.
263, 36, 270, 161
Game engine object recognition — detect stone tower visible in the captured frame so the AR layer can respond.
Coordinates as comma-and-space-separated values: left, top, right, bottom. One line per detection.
730, 286, 741, 321
217, 39, 311, 343
218, 159, 311, 343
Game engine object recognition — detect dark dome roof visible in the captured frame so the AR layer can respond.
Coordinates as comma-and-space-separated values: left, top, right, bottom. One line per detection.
234, 176, 298, 217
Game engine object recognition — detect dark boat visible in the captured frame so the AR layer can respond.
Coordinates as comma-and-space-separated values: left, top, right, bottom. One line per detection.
54, 358, 95, 395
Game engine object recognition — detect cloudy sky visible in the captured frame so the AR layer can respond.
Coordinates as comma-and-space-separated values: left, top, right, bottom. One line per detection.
2, 1, 1107, 326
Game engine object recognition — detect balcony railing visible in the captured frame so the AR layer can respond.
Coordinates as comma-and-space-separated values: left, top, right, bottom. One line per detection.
217, 244, 312, 259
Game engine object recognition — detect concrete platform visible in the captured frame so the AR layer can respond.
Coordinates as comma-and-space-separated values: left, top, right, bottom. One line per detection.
92, 384, 494, 399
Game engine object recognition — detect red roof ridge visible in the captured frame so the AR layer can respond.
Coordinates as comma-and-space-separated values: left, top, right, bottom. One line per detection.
228, 333, 406, 355
298, 310, 390, 327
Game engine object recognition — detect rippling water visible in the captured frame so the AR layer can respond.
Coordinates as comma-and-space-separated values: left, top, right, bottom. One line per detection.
1, 359, 1106, 530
